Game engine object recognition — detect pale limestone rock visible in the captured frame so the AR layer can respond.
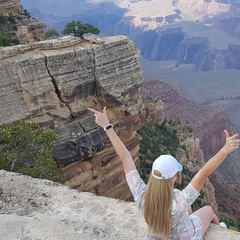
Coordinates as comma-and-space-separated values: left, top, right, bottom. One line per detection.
0, 44, 32, 60
0, 170, 239, 240
32, 36, 82, 50
84, 34, 105, 45
0, 170, 147, 240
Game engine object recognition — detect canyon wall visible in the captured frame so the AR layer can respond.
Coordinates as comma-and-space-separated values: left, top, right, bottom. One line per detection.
114, 24, 240, 71
22, 0, 240, 70
141, 79, 236, 156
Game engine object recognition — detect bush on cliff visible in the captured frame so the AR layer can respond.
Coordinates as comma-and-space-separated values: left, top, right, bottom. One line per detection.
0, 25, 19, 46
45, 29, 59, 39
62, 20, 100, 38
0, 121, 61, 182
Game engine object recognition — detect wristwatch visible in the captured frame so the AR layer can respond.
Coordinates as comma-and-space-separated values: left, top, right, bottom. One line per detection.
104, 124, 113, 131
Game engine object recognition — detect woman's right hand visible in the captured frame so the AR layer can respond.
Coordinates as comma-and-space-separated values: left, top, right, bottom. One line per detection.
191, 129, 239, 192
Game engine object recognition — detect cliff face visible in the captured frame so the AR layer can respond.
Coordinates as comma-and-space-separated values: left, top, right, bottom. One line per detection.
0, 35, 144, 201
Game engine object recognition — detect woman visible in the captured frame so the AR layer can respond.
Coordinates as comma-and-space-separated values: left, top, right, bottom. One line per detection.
88, 106, 239, 239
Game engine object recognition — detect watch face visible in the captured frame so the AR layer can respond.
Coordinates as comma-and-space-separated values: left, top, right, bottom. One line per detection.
105, 124, 113, 131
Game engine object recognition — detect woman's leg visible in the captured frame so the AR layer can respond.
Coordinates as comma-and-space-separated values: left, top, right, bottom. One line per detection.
191, 205, 219, 236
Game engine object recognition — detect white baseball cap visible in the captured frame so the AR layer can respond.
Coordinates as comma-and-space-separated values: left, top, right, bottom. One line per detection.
151, 155, 183, 180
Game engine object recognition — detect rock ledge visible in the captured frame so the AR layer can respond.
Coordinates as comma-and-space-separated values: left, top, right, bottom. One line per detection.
0, 170, 239, 240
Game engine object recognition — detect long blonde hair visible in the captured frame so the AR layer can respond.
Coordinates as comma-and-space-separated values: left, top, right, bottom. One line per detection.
144, 170, 174, 239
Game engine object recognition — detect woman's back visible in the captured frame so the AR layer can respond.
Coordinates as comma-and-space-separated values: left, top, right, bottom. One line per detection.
126, 170, 202, 240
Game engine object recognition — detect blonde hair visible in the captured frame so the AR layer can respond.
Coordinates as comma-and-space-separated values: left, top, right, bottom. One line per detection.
144, 170, 174, 239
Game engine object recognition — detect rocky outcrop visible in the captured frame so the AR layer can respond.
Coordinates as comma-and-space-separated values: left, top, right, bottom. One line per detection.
0, 0, 45, 43
0, 0, 23, 15
176, 135, 219, 214
15, 17, 46, 43
0, 35, 144, 200
1, 170, 240, 240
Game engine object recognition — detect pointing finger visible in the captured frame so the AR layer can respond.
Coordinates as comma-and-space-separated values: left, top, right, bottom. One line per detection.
87, 108, 98, 114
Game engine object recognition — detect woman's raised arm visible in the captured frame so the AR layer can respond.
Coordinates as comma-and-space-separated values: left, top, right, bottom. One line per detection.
87, 107, 136, 174
191, 130, 239, 192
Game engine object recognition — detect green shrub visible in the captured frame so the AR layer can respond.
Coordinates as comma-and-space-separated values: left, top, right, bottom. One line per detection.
137, 120, 181, 183
0, 121, 61, 182
62, 20, 100, 38
45, 29, 59, 39
0, 25, 19, 46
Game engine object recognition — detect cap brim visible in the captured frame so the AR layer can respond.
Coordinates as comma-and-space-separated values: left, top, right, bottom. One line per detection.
178, 163, 183, 172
